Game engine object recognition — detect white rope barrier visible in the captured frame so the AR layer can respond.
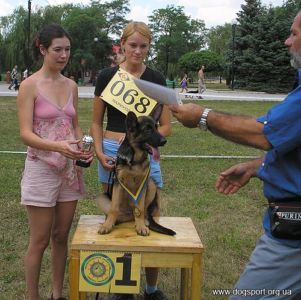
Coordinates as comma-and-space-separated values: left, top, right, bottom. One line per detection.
0, 151, 259, 159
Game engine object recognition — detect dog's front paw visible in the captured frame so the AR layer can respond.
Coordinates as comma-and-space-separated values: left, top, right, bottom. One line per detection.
136, 224, 150, 236
98, 223, 114, 234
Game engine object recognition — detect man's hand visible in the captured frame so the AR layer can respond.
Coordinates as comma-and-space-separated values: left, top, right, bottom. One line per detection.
169, 103, 203, 128
216, 158, 262, 195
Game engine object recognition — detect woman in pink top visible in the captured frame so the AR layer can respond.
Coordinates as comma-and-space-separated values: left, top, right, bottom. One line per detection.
17, 24, 93, 300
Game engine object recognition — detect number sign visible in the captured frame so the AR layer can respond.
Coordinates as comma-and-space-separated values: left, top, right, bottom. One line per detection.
79, 251, 141, 293
101, 69, 157, 117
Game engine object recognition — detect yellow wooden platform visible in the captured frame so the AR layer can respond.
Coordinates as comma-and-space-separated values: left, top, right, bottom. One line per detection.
69, 215, 203, 299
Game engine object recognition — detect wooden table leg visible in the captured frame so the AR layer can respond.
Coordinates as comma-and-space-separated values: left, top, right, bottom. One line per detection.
69, 249, 80, 300
191, 253, 202, 300
180, 268, 190, 300
79, 292, 87, 300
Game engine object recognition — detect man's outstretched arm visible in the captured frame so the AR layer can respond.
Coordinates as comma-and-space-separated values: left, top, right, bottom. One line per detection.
169, 103, 271, 151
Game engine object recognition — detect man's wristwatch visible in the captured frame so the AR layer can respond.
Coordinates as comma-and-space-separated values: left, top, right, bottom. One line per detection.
198, 108, 212, 131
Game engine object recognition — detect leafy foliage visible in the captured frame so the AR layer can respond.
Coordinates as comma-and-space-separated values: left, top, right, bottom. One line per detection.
234, 0, 295, 92
0, 0, 129, 78
148, 5, 207, 79
0, 7, 28, 71
208, 24, 232, 59
178, 50, 223, 79
1, 0, 301, 93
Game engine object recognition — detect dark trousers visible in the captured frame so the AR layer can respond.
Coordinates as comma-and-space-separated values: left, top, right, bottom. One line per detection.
8, 78, 17, 89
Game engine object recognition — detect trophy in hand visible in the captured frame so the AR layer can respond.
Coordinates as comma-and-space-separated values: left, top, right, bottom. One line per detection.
76, 135, 94, 168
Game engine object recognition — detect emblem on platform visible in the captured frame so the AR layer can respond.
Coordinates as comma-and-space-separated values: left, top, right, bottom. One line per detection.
81, 253, 115, 286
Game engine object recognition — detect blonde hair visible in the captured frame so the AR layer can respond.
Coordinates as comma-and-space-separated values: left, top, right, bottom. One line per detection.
118, 21, 152, 65
121, 21, 152, 43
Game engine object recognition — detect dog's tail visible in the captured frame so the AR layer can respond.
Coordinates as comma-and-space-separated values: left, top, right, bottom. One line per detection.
148, 216, 176, 236
147, 200, 176, 236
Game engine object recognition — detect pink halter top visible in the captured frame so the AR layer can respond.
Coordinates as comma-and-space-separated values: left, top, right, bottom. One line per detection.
27, 90, 82, 192
34, 92, 75, 119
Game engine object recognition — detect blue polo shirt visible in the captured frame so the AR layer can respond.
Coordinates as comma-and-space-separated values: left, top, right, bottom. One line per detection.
256, 85, 301, 243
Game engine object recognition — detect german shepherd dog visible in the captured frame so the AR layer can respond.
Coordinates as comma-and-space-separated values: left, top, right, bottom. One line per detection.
96, 111, 176, 236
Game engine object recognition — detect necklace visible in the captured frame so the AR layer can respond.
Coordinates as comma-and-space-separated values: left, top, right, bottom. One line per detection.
120, 63, 145, 78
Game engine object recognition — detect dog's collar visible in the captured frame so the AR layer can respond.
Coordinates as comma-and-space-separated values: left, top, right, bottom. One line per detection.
117, 165, 150, 205
131, 155, 149, 166
117, 155, 148, 167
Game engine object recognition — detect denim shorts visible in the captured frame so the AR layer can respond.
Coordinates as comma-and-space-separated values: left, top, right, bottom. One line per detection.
98, 138, 163, 188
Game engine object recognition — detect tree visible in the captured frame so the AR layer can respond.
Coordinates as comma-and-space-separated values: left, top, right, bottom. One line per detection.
0, 27, 4, 74
284, 0, 301, 15
233, 0, 296, 92
208, 24, 232, 58
178, 50, 222, 80
246, 6, 294, 92
62, 1, 129, 80
207, 23, 232, 81
148, 5, 206, 79
101, 0, 130, 36
233, 0, 264, 89
0, 0, 129, 78
0, 7, 28, 71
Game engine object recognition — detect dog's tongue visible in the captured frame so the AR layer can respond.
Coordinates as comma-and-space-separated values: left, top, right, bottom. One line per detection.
151, 147, 160, 161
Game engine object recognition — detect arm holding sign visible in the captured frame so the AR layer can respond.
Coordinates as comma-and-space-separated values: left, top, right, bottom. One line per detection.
91, 97, 116, 172
158, 105, 171, 137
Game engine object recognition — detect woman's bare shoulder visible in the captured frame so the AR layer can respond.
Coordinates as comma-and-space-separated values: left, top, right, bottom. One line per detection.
19, 73, 39, 91
63, 76, 77, 89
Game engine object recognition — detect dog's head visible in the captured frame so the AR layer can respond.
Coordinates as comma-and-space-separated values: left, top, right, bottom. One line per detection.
125, 111, 166, 160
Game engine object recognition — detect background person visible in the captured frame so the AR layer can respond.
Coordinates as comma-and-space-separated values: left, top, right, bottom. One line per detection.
8, 65, 18, 90
6, 70, 11, 83
198, 65, 206, 94
170, 10, 301, 300
23, 68, 29, 80
17, 24, 93, 300
179, 73, 189, 93
91, 21, 171, 300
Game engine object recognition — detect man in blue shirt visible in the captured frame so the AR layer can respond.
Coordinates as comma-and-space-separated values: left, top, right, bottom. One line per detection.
169, 10, 301, 300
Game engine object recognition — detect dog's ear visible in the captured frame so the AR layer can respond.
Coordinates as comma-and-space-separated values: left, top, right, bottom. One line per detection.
126, 111, 138, 131
117, 138, 134, 165
150, 104, 163, 122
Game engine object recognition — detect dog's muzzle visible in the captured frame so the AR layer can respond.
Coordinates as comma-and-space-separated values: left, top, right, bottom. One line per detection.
159, 136, 167, 147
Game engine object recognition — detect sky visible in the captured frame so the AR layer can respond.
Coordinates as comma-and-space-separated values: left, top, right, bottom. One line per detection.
0, 0, 285, 28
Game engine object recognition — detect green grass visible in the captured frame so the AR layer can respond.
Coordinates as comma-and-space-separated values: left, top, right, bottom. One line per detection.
0, 97, 275, 299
